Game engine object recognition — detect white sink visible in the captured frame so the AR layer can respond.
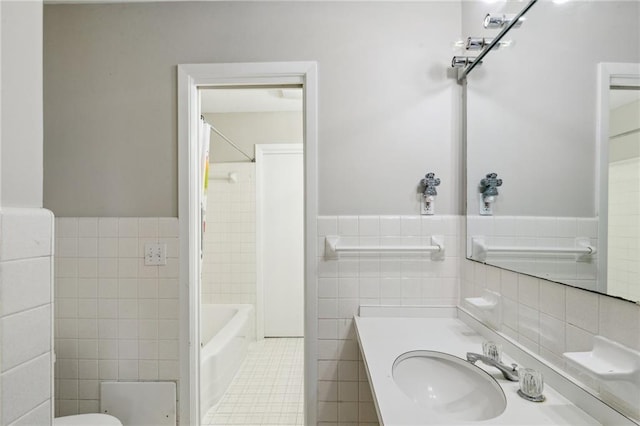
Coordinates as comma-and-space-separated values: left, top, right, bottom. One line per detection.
392, 350, 507, 422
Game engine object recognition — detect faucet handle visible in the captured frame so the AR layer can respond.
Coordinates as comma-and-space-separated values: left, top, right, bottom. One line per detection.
482, 341, 502, 362
518, 368, 545, 402
511, 363, 518, 371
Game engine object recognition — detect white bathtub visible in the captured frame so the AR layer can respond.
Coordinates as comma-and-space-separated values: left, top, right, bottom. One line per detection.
200, 303, 255, 419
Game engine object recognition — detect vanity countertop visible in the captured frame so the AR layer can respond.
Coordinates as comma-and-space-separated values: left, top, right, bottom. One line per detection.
355, 310, 601, 426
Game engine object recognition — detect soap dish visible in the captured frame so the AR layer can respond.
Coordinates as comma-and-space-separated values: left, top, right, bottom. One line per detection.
563, 335, 640, 381
564, 336, 640, 418
464, 289, 502, 329
466, 297, 497, 310
465, 289, 500, 311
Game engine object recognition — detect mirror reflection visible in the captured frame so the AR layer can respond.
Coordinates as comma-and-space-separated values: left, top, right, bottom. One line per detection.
462, 0, 640, 303
606, 83, 640, 301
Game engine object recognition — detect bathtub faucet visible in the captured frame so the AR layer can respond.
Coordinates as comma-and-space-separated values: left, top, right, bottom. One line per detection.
466, 352, 519, 381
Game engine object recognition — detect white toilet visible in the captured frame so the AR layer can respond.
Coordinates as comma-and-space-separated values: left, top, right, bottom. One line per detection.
53, 414, 123, 426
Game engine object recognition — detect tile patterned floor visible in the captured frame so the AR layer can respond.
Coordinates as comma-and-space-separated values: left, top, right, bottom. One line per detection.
203, 337, 304, 426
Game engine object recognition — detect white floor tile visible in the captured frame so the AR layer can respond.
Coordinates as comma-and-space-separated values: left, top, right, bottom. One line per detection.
204, 338, 304, 426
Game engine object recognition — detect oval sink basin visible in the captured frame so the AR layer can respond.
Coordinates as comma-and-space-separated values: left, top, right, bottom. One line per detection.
392, 350, 507, 422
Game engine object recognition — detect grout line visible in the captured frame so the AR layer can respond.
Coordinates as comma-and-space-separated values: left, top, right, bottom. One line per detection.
5, 398, 51, 426
0, 302, 52, 321
0, 351, 52, 377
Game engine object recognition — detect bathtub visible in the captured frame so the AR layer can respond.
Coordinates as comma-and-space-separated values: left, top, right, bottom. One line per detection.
200, 303, 255, 419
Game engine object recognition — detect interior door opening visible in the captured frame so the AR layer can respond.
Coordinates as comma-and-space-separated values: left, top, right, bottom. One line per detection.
197, 85, 305, 425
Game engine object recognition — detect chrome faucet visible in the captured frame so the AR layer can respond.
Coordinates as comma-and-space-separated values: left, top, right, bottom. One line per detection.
466, 352, 519, 381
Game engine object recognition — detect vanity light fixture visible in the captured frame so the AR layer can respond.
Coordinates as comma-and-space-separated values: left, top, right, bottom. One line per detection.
483, 13, 525, 29
466, 37, 513, 51
451, 56, 479, 68
453, 0, 538, 80
467, 37, 490, 50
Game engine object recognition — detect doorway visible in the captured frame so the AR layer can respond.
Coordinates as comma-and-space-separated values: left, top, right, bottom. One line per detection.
200, 87, 304, 424
177, 62, 318, 426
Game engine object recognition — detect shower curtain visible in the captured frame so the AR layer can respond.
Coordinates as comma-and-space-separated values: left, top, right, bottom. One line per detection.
200, 119, 212, 262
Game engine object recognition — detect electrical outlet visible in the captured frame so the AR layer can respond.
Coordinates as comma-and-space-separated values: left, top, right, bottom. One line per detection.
479, 198, 493, 216
421, 199, 435, 215
144, 243, 167, 265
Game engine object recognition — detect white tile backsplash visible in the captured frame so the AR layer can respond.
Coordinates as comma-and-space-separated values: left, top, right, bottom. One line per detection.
379, 216, 401, 236
462, 257, 640, 422
357, 217, 380, 236
598, 294, 640, 350
539, 279, 566, 320
316, 214, 461, 423
517, 274, 539, 309
566, 287, 599, 334
400, 216, 421, 236
54, 217, 179, 417
337, 216, 359, 236
539, 312, 566, 355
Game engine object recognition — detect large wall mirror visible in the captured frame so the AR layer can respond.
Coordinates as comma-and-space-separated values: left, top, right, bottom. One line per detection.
463, 0, 640, 304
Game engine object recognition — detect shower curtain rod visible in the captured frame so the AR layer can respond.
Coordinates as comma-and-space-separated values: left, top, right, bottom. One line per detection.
201, 115, 255, 162
458, 0, 538, 81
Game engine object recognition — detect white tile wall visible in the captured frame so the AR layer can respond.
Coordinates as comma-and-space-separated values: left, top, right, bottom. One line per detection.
51, 212, 638, 424
0, 208, 55, 426
607, 158, 640, 301
461, 258, 640, 418
54, 217, 180, 417
467, 215, 599, 289
316, 215, 461, 425
202, 163, 256, 305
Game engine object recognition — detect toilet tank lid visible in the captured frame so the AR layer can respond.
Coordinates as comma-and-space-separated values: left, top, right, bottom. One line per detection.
54, 414, 123, 426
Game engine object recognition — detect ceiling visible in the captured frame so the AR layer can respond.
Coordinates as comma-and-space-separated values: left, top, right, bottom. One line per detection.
200, 88, 303, 114
45, 0, 233, 3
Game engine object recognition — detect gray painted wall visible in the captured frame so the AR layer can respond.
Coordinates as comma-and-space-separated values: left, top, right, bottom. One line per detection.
2, 0, 43, 208
203, 111, 302, 163
43, 2, 462, 217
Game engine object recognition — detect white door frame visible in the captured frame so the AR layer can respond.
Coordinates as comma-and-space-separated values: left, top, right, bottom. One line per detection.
177, 62, 318, 425
255, 143, 305, 339
596, 62, 640, 293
